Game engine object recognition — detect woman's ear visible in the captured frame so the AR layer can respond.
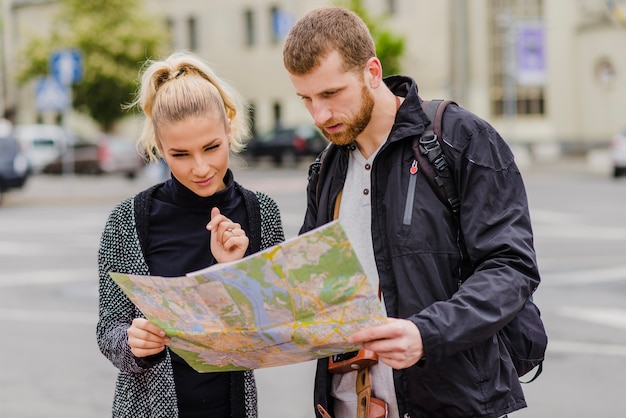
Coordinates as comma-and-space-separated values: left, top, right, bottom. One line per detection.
155, 140, 164, 158
225, 119, 233, 150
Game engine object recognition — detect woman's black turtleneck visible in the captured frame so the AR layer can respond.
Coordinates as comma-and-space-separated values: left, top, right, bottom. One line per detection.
146, 169, 248, 418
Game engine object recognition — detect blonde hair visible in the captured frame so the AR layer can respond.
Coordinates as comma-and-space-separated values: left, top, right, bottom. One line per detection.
283, 6, 376, 75
131, 51, 250, 162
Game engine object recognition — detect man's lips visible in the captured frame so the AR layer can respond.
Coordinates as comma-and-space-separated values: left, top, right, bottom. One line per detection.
323, 123, 342, 134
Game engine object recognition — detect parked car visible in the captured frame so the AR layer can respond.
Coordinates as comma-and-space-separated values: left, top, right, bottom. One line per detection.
0, 119, 30, 204
42, 134, 145, 179
14, 124, 71, 174
245, 124, 328, 166
610, 127, 626, 178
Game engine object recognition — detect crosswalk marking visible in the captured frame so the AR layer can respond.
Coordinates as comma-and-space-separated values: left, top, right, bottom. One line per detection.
541, 264, 626, 286
557, 306, 626, 330
3, 307, 626, 359
0, 308, 96, 325
0, 268, 95, 287
547, 340, 626, 357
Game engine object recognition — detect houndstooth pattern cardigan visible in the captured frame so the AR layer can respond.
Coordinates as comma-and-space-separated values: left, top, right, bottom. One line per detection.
97, 182, 285, 417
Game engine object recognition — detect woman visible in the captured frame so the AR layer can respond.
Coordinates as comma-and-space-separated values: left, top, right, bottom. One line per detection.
97, 51, 284, 417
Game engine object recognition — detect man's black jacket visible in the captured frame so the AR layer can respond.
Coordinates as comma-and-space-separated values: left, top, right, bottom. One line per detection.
301, 76, 540, 418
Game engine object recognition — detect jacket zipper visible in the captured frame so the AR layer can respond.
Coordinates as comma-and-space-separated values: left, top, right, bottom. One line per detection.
403, 160, 419, 225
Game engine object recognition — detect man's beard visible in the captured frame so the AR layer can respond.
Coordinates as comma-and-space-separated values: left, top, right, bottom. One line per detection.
318, 86, 375, 146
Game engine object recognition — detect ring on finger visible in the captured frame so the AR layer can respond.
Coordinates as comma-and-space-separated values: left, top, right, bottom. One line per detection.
227, 228, 235, 237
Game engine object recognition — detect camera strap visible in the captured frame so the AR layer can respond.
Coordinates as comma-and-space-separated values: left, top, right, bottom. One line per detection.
325, 175, 387, 418
356, 368, 372, 418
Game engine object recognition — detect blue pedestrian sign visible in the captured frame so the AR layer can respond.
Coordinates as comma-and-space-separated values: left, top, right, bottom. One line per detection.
50, 49, 83, 86
35, 76, 70, 112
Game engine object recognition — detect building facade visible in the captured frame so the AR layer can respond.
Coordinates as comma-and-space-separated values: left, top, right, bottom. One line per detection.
2, 0, 626, 149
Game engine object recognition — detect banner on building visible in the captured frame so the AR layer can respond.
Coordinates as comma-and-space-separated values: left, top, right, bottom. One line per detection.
515, 23, 546, 86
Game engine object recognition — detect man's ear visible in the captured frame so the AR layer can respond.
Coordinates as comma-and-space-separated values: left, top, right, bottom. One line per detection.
364, 57, 384, 88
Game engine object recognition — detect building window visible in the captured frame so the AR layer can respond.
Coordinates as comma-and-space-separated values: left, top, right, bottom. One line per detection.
273, 101, 282, 128
244, 9, 255, 47
270, 6, 280, 44
188, 16, 198, 51
387, 0, 398, 15
269, 6, 292, 44
488, 0, 545, 116
248, 103, 257, 137
165, 17, 175, 49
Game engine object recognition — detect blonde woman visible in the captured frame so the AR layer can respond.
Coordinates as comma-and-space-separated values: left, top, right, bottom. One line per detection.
97, 51, 284, 417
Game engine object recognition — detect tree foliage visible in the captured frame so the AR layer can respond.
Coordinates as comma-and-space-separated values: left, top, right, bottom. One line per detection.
16, 0, 169, 131
335, 0, 405, 76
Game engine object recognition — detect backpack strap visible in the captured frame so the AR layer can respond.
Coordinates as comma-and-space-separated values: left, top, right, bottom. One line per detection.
313, 143, 334, 207
520, 362, 543, 384
413, 99, 460, 214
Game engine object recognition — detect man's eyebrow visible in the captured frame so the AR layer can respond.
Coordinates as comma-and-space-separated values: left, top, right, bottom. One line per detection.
297, 87, 341, 98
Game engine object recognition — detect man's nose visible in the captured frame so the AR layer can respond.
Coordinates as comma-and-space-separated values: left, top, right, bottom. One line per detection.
311, 102, 332, 126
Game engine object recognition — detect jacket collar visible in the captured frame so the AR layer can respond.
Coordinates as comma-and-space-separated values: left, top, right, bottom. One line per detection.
384, 75, 428, 143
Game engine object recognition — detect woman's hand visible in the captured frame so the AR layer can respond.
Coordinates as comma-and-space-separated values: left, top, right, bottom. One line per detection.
127, 318, 169, 358
206, 207, 249, 263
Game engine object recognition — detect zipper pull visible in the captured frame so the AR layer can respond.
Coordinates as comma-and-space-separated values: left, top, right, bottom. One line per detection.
410, 160, 418, 175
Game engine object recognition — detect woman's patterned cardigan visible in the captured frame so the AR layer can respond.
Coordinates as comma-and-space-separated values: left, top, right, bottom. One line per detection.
97, 182, 285, 417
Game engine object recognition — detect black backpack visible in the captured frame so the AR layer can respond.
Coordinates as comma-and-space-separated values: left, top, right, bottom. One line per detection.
311, 99, 547, 382
417, 99, 547, 383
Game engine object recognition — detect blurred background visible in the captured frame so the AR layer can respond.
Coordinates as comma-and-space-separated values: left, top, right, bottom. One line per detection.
2, 0, 626, 160
1, 0, 626, 417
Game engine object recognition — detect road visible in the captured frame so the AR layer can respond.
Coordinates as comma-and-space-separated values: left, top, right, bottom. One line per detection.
0, 155, 625, 417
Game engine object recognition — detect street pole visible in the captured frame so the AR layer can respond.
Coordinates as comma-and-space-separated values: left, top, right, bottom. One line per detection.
51, 49, 83, 180
499, 7, 517, 145
0, 0, 12, 119
450, 0, 468, 105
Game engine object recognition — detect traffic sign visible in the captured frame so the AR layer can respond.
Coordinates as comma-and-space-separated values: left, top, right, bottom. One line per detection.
50, 49, 83, 86
35, 76, 70, 112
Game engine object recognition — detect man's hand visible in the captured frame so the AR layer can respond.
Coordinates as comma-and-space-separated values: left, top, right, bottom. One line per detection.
349, 318, 424, 369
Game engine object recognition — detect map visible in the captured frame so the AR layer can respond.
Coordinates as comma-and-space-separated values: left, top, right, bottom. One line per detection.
110, 220, 387, 372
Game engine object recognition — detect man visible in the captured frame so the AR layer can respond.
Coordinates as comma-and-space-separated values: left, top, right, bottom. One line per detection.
283, 6, 541, 418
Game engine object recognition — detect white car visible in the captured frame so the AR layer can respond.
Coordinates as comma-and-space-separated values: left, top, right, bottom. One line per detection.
14, 124, 71, 174
41, 133, 145, 179
610, 127, 626, 178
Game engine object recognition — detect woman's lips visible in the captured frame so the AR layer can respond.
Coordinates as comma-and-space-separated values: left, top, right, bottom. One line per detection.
195, 176, 213, 186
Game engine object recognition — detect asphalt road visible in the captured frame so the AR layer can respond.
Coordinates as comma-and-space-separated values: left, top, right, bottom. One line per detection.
1, 154, 625, 417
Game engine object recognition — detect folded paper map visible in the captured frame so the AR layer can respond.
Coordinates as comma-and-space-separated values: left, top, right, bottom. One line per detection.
110, 220, 387, 372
